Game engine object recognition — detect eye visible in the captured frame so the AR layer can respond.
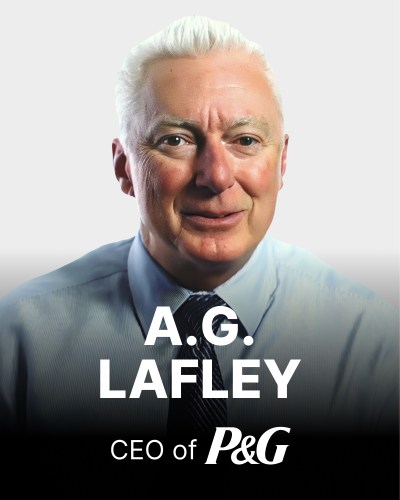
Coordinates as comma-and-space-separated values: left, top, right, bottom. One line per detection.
154, 133, 196, 158
237, 136, 258, 146
161, 135, 189, 147
228, 134, 263, 156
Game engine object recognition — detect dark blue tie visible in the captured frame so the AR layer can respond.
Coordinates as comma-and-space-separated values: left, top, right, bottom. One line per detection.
167, 293, 230, 438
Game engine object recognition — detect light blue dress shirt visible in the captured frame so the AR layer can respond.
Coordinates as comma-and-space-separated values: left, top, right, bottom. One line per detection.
0, 234, 397, 437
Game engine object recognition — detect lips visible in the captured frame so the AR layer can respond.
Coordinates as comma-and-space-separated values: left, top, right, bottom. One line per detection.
184, 211, 237, 218
181, 209, 245, 228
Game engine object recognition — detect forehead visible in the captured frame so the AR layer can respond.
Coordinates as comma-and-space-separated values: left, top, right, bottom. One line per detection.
141, 50, 282, 131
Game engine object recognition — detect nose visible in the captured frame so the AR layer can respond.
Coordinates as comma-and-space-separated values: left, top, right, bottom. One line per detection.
194, 139, 235, 194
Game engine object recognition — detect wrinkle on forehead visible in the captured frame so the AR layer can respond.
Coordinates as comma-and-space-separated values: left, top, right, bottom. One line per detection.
139, 51, 283, 143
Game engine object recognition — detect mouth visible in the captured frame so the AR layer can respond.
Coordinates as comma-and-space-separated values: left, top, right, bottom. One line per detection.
191, 211, 235, 218
181, 210, 245, 228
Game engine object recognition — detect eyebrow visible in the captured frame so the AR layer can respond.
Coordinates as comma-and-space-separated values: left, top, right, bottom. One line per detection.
226, 117, 271, 136
146, 115, 272, 141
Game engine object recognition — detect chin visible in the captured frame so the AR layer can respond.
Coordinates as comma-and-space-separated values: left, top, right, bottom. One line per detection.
184, 241, 253, 269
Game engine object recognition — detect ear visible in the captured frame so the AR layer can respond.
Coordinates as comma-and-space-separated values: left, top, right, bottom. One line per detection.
279, 134, 289, 189
112, 138, 135, 196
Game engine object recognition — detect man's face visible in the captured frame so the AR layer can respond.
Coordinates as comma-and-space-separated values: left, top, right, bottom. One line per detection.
124, 50, 288, 288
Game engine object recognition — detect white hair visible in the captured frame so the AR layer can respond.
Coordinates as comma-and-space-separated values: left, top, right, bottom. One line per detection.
115, 15, 282, 151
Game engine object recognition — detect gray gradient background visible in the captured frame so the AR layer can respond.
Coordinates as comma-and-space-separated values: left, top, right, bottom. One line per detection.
0, 0, 398, 306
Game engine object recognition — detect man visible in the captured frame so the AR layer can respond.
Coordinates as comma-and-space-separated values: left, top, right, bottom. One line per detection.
0, 16, 398, 470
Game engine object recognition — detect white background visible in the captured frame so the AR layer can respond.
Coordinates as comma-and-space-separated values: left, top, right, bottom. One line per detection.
0, 0, 398, 305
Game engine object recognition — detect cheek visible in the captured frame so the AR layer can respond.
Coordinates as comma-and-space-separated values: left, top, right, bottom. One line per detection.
239, 160, 281, 198
135, 157, 190, 211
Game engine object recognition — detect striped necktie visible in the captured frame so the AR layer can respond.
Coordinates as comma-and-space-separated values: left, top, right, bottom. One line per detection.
167, 293, 230, 438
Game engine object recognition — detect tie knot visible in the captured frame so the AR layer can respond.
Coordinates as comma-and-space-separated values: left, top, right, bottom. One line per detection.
184, 293, 226, 309
174, 293, 227, 340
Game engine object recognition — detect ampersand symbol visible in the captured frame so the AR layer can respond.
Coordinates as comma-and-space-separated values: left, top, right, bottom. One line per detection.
231, 435, 258, 464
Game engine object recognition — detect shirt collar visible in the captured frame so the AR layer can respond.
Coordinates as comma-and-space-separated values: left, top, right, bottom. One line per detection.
128, 233, 278, 338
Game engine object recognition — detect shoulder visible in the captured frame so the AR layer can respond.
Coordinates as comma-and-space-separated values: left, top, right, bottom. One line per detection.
263, 237, 397, 337
266, 237, 389, 305
0, 238, 134, 310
